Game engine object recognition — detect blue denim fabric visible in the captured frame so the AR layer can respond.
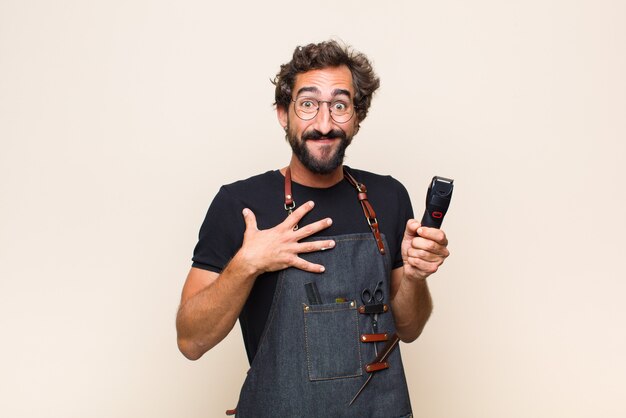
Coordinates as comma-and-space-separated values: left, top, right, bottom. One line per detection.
235, 233, 412, 417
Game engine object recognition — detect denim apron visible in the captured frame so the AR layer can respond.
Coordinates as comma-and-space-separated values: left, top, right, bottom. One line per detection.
234, 219, 413, 416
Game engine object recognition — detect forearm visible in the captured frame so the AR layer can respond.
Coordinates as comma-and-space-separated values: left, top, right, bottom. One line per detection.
176, 252, 258, 360
390, 274, 433, 343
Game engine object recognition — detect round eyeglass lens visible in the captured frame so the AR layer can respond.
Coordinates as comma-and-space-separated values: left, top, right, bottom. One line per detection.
293, 97, 354, 123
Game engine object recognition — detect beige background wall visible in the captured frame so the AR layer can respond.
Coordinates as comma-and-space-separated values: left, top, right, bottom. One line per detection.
1, 1, 625, 417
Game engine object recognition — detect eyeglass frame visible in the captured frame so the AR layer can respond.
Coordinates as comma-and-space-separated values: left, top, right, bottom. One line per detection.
290, 96, 357, 124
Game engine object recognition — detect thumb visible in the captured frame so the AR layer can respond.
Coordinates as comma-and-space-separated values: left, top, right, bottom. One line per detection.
403, 219, 421, 240
242, 208, 258, 232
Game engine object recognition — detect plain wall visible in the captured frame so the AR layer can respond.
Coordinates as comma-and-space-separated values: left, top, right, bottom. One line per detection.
1, 0, 625, 417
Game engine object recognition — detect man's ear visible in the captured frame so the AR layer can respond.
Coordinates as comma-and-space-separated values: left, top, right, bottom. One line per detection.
277, 106, 288, 131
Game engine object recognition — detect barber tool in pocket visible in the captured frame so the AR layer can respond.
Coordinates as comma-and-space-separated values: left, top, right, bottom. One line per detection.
360, 281, 387, 355
305, 282, 323, 305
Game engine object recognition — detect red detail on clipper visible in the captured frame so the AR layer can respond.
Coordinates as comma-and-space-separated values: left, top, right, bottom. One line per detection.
432, 211, 443, 219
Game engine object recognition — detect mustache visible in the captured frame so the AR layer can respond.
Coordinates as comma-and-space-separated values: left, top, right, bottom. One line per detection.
301, 129, 346, 141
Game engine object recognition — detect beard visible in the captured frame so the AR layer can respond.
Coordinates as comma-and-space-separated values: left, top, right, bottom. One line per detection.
286, 124, 353, 175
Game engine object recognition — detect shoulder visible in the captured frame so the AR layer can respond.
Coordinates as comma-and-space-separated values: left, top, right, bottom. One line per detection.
221, 170, 281, 191
212, 170, 282, 206
200, 170, 281, 223
220, 170, 282, 197
193, 171, 281, 272
215, 170, 286, 230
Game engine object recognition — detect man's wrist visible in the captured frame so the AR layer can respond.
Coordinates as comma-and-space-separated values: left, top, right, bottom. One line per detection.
403, 267, 429, 284
402, 270, 429, 290
228, 249, 263, 281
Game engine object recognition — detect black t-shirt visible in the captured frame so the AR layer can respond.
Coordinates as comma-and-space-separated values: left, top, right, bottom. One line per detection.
192, 167, 414, 363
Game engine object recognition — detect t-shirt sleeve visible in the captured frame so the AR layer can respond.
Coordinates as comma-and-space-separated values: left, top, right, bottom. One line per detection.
191, 186, 245, 273
393, 179, 414, 269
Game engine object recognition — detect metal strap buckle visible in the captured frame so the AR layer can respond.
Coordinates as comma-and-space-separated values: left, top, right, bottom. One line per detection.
284, 200, 296, 215
284, 201, 298, 230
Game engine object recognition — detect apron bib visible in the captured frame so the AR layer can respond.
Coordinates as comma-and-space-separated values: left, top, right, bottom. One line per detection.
234, 233, 413, 417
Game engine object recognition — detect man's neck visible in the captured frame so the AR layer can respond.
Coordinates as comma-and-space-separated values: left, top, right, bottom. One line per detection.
282, 155, 344, 188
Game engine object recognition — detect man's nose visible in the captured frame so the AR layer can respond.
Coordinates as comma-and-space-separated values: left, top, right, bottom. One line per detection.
312, 102, 333, 133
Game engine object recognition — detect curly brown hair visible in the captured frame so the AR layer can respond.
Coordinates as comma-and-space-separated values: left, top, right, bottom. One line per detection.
273, 40, 380, 123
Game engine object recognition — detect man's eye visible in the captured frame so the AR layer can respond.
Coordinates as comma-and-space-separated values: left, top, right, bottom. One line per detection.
299, 99, 317, 109
333, 102, 347, 111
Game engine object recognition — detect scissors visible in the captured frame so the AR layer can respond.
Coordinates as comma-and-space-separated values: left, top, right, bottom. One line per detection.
361, 281, 384, 354
361, 281, 384, 307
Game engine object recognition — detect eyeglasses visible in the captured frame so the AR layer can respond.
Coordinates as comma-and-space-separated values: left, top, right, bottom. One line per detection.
292, 96, 356, 124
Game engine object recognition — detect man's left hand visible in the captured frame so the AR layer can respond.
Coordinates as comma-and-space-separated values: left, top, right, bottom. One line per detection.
400, 219, 450, 282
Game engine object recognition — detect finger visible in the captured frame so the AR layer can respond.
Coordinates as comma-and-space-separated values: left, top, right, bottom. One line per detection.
416, 227, 448, 246
407, 247, 446, 262
403, 219, 421, 239
410, 236, 450, 257
242, 208, 258, 232
295, 239, 336, 254
281, 200, 316, 231
406, 256, 441, 275
293, 217, 333, 240
292, 256, 326, 273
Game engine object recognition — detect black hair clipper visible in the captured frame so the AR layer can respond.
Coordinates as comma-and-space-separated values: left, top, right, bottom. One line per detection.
420, 176, 454, 229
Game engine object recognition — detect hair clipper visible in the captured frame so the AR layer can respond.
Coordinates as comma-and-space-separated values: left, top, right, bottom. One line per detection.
420, 176, 454, 229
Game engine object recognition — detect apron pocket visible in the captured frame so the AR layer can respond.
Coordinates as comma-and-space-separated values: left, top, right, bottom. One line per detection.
303, 301, 363, 381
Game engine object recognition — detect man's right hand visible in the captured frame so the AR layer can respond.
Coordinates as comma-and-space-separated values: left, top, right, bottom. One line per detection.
176, 200, 335, 360
240, 200, 336, 275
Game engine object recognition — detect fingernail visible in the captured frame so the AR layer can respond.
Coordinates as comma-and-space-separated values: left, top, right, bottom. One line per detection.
320, 266, 325, 272
326, 218, 333, 225
328, 240, 335, 248
242, 208, 249, 216
417, 228, 423, 235
309, 201, 315, 208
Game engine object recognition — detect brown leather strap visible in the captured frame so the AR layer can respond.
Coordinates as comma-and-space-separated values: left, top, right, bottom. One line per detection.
365, 361, 389, 373
360, 333, 389, 343
284, 167, 295, 213
284, 168, 299, 230
343, 169, 386, 254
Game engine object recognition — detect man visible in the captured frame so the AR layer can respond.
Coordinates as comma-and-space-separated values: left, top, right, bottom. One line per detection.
176, 40, 450, 417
